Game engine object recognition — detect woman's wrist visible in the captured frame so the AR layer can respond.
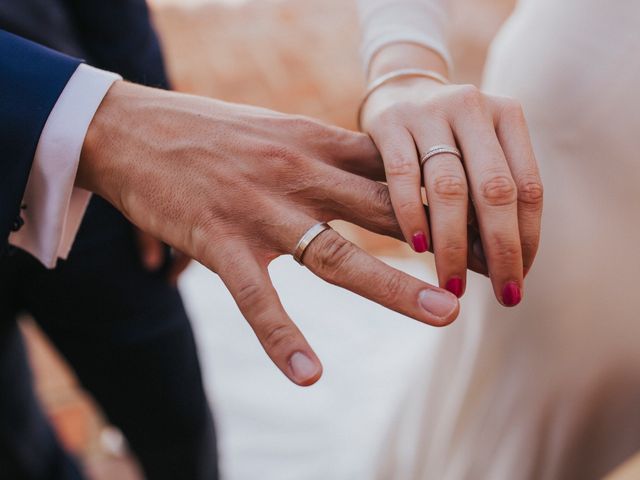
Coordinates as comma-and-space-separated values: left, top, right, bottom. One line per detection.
359, 43, 453, 130
368, 43, 450, 82
358, 69, 449, 130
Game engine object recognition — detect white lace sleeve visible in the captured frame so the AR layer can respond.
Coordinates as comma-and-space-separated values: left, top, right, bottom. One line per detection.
356, 0, 452, 74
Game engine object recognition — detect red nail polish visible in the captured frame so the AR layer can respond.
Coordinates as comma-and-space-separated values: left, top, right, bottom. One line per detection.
445, 277, 464, 298
502, 282, 522, 307
412, 232, 428, 253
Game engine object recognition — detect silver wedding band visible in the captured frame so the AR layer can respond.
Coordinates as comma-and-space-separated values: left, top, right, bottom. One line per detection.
293, 222, 332, 265
420, 144, 463, 168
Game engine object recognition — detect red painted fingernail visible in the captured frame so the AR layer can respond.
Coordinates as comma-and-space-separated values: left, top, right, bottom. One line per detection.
445, 277, 464, 298
412, 232, 428, 253
502, 282, 522, 307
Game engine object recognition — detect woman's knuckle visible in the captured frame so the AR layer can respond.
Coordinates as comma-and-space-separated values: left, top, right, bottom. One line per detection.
395, 198, 420, 216
479, 174, 518, 206
489, 235, 521, 262
420, 100, 440, 114
496, 244, 521, 262
386, 156, 417, 178
520, 239, 540, 258
517, 175, 544, 206
437, 239, 467, 258
500, 98, 525, 121
432, 174, 468, 202
395, 101, 423, 117
456, 84, 484, 109
377, 107, 403, 126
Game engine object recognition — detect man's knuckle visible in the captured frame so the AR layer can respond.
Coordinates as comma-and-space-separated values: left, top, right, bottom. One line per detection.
380, 271, 406, 304
193, 206, 218, 233
369, 186, 402, 232
287, 114, 321, 132
364, 184, 395, 220
188, 209, 221, 261
261, 143, 309, 171
261, 143, 294, 161
371, 183, 392, 209
262, 323, 296, 352
479, 174, 518, 206
314, 234, 355, 275
235, 282, 264, 307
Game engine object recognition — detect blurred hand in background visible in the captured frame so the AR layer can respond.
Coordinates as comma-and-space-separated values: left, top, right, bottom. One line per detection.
135, 229, 191, 285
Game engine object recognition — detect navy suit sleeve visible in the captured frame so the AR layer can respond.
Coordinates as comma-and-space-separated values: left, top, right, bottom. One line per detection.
0, 29, 81, 254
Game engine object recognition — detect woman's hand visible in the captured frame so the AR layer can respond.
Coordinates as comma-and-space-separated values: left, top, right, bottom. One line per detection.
360, 44, 543, 306
76, 81, 460, 386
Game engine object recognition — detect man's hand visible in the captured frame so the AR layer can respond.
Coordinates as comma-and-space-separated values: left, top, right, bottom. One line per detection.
76, 81, 459, 386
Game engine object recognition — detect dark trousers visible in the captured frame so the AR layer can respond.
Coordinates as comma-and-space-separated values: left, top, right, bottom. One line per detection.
0, 197, 218, 480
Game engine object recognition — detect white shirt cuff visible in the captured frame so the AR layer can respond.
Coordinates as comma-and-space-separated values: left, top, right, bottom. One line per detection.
9, 64, 122, 268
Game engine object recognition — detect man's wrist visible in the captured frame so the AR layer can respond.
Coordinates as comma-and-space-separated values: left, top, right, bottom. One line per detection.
76, 79, 128, 203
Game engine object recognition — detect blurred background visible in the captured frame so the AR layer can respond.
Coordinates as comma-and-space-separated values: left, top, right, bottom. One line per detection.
21, 0, 515, 478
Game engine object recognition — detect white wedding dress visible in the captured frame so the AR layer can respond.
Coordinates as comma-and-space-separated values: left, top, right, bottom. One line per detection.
358, 1, 640, 478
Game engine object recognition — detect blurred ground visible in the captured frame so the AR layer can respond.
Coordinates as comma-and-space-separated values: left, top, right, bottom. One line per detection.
23, 0, 514, 478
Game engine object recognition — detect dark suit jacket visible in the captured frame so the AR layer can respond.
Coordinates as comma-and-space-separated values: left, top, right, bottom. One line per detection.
0, 0, 169, 257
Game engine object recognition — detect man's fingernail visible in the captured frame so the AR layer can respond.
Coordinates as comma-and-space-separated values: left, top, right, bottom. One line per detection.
412, 232, 428, 253
445, 277, 464, 298
418, 289, 457, 318
289, 352, 319, 384
502, 282, 522, 307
